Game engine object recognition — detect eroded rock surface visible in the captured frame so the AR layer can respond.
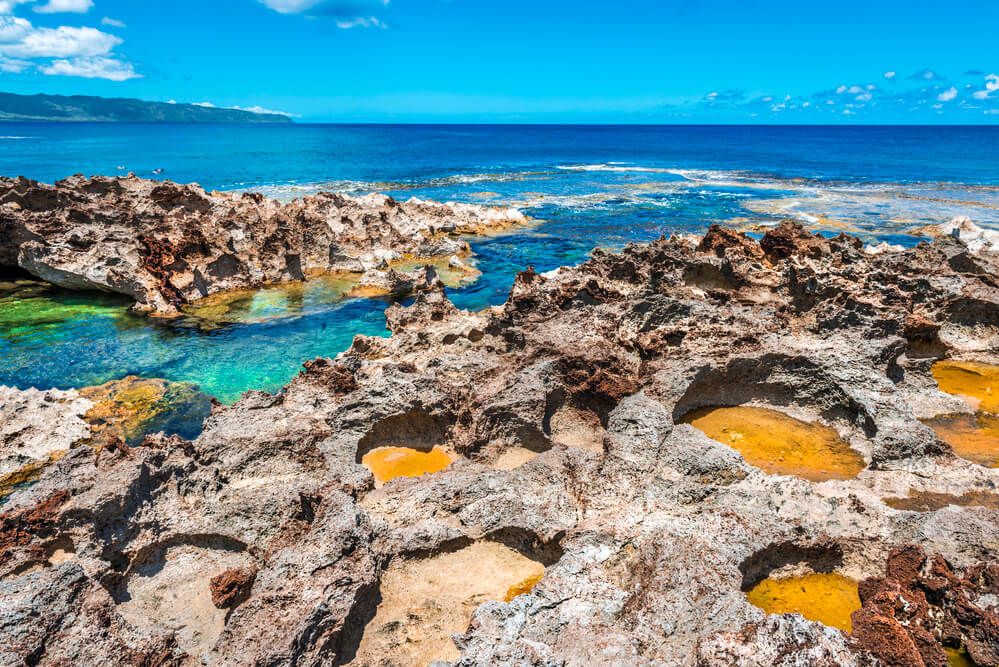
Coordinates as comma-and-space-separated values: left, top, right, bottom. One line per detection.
0, 386, 91, 497
0, 175, 527, 314
2, 221, 999, 665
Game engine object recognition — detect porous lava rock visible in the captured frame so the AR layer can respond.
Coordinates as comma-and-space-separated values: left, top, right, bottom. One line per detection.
0, 175, 527, 314
2, 220, 999, 665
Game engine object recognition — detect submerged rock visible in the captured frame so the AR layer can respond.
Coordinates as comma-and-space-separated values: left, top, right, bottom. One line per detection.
0, 175, 528, 315
2, 221, 999, 664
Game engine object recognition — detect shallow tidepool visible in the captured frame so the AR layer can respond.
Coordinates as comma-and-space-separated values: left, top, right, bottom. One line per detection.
932, 360, 999, 413
924, 413, 999, 468
0, 279, 388, 404
361, 445, 455, 485
746, 572, 861, 633
929, 361, 999, 467
682, 406, 866, 481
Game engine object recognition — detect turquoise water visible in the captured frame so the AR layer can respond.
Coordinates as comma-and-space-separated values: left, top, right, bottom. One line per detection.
2, 124, 998, 408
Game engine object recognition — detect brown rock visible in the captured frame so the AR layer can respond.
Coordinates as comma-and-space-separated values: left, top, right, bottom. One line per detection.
210, 568, 257, 609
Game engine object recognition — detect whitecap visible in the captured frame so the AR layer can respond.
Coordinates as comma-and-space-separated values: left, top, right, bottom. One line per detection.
556, 163, 672, 173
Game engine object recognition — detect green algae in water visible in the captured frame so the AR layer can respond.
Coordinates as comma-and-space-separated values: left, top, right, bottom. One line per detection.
181, 273, 364, 326
0, 279, 388, 404
0, 281, 135, 338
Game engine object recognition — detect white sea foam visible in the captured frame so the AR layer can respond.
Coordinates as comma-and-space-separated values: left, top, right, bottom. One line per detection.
0, 136, 36, 140
556, 163, 672, 173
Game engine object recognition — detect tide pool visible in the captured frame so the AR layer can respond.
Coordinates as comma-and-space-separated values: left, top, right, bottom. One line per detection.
2, 123, 998, 414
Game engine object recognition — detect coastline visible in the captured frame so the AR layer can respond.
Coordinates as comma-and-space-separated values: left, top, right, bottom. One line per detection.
1, 219, 997, 663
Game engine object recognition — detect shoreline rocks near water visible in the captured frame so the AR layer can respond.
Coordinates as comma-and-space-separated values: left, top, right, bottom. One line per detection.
0, 175, 529, 315
1, 204, 999, 664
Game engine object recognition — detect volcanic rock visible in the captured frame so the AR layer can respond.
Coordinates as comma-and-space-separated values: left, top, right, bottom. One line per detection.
0, 175, 528, 315
2, 221, 999, 665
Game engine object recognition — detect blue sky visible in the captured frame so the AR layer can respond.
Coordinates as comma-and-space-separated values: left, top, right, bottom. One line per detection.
1, 0, 998, 123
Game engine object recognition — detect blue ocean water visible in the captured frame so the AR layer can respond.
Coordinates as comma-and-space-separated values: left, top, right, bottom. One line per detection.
2, 124, 998, 405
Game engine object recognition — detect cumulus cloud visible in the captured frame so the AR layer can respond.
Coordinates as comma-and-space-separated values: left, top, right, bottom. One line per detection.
40, 55, 138, 80
695, 67, 999, 120
0, 0, 30, 14
971, 74, 999, 100
101, 17, 126, 28
260, 0, 390, 26
937, 86, 958, 102
883, 71, 896, 79
0, 24, 119, 58
0, 14, 138, 80
187, 101, 297, 117
34, 0, 93, 14
0, 55, 29, 71
232, 104, 300, 117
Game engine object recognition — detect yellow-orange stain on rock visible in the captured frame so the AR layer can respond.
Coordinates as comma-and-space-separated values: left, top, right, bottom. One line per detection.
929, 361, 999, 468
932, 360, 999, 413
746, 572, 861, 633
683, 406, 865, 482
504, 570, 545, 602
362, 445, 454, 485
925, 413, 999, 468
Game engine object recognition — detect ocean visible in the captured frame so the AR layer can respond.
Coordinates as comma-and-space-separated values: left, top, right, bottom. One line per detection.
2, 123, 998, 409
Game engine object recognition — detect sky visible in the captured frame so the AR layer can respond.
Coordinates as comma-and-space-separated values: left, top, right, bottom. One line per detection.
0, 0, 998, 123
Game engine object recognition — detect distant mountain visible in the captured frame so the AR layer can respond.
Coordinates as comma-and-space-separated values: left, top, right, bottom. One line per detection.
0, 92, 294, 123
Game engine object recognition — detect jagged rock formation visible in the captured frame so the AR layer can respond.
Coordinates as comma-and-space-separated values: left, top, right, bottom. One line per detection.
0, 377, 211, 498
852, 544, 999, 666
0, 175, 527, 315
1, 222, 998, 665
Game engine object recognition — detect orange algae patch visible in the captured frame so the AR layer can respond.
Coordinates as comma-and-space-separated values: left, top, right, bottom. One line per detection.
682, 406, 865, 481
504, 571, 545, 602
746, 573, 861, 633
362, 445, 454, 485
932, 360, 999, 413
924, 413, 999, 468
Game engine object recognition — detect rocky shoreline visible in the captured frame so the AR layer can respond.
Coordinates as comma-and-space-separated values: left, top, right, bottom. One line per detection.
1, 215, 999, 665
0, 175, 528, 315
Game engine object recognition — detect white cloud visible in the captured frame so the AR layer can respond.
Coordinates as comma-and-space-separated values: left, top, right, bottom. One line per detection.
40, 55, 139, 80
259, 0, 390, 27
0, 22, 121, 58
883, 71, 896, 79
0, 0, 30, 14
101, 17, 126, 28
336, 15, 384, 28
186, 101, 298, 117
0, 55, 29, 71
0, 10, 139, 81
34, 0, 93, 14
937, 86, 958, 102
0, 15, 31, 40
972, 74, 999, 100
232, 104, 299, 117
